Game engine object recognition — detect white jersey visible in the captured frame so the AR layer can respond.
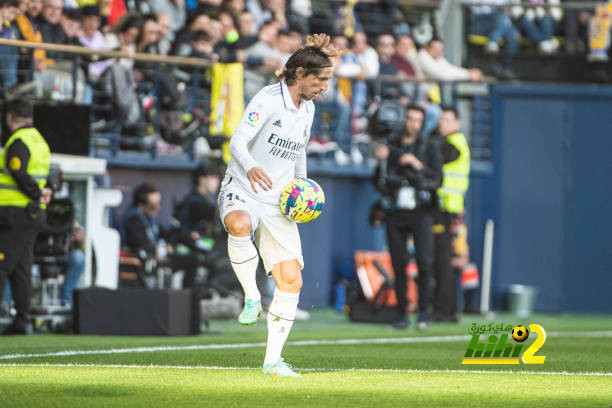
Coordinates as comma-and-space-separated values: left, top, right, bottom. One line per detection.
225, 81, 315, 205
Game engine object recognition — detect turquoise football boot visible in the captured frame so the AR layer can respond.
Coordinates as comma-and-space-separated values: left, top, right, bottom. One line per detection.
238, 299, 262, 326
262, 358, 301, 377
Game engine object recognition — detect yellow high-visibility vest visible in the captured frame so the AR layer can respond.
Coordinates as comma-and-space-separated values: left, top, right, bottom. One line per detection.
0, 127, 50, 208
438, 132, 470, 213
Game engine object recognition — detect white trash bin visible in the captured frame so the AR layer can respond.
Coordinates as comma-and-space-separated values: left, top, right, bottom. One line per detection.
508, 284, 538, 318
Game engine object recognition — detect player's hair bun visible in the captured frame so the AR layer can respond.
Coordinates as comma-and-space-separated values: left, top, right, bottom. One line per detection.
276, 33, 340, 84
302, 34, 340, 59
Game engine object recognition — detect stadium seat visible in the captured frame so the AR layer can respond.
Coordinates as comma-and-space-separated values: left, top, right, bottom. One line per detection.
118, 251, 146, 288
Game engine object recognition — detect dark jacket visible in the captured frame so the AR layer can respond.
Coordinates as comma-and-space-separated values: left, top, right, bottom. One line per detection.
373, 135, 443, 210
176, 192, 217, 235
123, 208, 161, 256
123, 208, 197, 257
38, 20, 66, 45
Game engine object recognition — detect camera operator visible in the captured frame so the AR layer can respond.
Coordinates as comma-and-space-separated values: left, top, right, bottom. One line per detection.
0, 97, 51, 335
373, 105, 442, 330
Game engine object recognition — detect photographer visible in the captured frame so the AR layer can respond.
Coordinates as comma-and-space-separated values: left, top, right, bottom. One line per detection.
0, 97, 51, 335
373, 105, 442, 330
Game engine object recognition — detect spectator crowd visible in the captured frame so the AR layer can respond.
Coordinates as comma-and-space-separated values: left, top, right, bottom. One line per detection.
0, 0, 598, 164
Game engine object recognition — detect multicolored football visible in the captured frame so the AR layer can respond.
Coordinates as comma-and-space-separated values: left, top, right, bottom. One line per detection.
279, 177, 325, 223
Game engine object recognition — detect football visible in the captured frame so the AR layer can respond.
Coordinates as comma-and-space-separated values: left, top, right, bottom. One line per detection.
279, 177, 325, 223
512, 325, 529, 342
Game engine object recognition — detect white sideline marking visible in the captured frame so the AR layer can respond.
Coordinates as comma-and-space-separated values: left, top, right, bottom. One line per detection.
0, 363, 610, 377
0, 330, 610, 361
0, 336, 468, 360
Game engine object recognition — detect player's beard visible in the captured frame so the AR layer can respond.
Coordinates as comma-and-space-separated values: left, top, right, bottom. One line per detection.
300, 91, 314, 101
298, 83, 318, 101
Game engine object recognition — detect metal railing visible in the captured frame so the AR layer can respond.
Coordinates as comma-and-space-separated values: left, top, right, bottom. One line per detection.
0, 38, 494, 165
460, 1, 600, 10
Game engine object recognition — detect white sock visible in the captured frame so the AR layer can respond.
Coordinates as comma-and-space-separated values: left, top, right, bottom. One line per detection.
227, 234, 260, 301
264, 289, 299, 365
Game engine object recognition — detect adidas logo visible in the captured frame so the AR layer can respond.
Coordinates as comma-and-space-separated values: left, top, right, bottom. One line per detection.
273, 119, 282, 127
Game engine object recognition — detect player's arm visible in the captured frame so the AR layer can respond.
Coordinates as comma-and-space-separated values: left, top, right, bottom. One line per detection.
294, 112, 312, 179
294, 135, 308, 178
229, 91, 273, 193
294, 149, 307, 179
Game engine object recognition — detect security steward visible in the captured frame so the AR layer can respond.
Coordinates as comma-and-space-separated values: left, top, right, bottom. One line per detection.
373, 105, 442, 330
432, 107, 470, 323
0, 98, 51, 334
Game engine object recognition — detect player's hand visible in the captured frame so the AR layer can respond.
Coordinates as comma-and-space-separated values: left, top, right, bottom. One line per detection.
247, 167, 272, 194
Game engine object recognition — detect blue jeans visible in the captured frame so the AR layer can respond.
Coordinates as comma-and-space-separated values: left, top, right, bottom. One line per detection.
470, 11, 520, 66
0, 45, 18, 88
2, 284, 10, 304
423, 103, 442, 137
518, 15, 556, 44
313, 99, 352, 154
2, 249, 85, 307
60, 249, 85, 305
351, 80, 368, 117
81, 83, 94, 105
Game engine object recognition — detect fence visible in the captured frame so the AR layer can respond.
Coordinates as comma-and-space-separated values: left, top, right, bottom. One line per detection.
0, 38, 494, 167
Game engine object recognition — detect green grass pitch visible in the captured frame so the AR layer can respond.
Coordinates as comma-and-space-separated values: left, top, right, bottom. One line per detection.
0, 311, 610, 407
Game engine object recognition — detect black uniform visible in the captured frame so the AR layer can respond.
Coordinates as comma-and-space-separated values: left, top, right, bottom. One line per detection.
373, 136, 442, 323
0, 136, 48, 334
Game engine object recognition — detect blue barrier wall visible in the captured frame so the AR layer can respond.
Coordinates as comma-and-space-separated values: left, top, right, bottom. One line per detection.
107, 84, 612, 313
300, 162, 383, 308
481, 85, 612, 313
107, 159, 384, 309
304, 84, 612, 313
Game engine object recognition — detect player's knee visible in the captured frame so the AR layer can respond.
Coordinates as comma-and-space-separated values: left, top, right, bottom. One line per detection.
279, 274, 302, 292
225, 211, 252, 236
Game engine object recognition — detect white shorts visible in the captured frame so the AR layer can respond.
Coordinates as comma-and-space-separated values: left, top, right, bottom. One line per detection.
217, 175, 303, 273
